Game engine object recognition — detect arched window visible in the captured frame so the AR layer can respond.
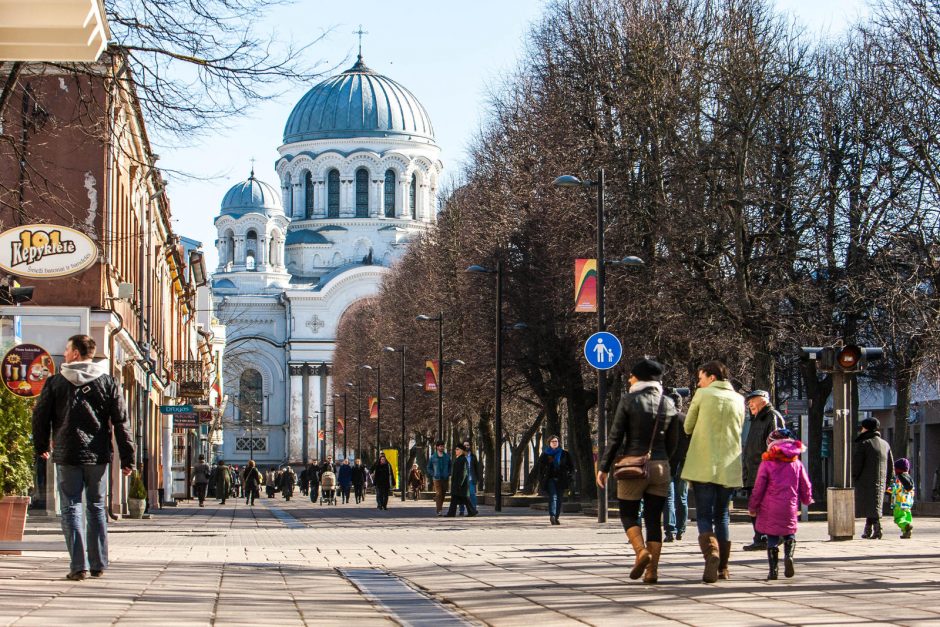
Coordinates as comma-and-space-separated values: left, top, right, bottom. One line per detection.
355, 168, 369, 217
409, 173, 417, 217
327, 169, 340, 218
304, 171, 314, 219
245, 230, 257, 270
239, 369, 263, 424
384, 169, 396, 217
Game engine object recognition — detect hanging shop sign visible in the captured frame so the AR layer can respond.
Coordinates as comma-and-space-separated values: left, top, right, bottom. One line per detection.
0, 224, 98, 279
2, 343, 55, 398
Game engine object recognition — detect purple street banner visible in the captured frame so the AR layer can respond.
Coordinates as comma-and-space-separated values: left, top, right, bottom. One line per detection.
575, 258, 598, 313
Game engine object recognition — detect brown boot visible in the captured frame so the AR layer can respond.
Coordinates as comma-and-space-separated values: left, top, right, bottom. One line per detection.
698, 533, 720, 583
626, 526, 651, 580
718, 540, 731, 580
644, 541, 662, 584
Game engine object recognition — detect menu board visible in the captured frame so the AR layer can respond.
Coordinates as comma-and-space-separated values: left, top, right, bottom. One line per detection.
2, 343, 55, 398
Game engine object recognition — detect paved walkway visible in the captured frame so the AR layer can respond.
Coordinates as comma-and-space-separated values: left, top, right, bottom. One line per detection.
2, 495, 939, 626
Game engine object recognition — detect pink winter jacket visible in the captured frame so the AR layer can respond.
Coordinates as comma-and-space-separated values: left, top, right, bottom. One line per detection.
748, 440, 813, 536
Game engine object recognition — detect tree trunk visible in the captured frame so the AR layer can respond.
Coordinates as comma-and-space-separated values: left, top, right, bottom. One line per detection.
477, 406, 496, 493
565, 389, 595, 499
892, 369, 914, 460
509, 411, 544, 495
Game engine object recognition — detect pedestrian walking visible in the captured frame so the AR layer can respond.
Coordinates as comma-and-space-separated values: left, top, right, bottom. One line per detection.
279, 465, 296, 501
537, 435, 575, 525
243, 460, 263, 506
320, 456, 336, 475
351, 459, 367, 503
371, 453, 395, 510
307, 463, 320, 503
408, 463, 425, 501
663, 391, 690, 542
445, 443, 478, 517
680, 360, 745, 583
458, 440, 481, 516
265, 466, 277, 498
231, 465, 242, 499
338, 459, 353, 503
741, 390, 785, 552
193, 455, 211, 507
891, 458, 915, 539
853, 417, 894, 539
215, 459, 232, 504
747, 429, 813, 580
299, 466, 310, 497
31, 334, 135, 581
426, 440, 452, 516
598, 360, 680, 584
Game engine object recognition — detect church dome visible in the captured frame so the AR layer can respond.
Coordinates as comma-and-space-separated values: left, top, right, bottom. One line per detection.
283, 57, 435, 144
220, 171, 283, 217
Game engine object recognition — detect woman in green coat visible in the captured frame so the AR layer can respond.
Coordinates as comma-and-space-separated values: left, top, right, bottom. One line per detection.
215, 459, 232, 505
681, 360, 745, 583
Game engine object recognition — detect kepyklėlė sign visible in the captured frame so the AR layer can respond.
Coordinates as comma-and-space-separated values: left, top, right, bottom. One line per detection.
0, 224, 98, 279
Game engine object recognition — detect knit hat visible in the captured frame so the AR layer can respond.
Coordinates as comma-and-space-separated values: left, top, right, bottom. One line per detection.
766, 428, 796, 449
860, 417, 880, 431
630, 359, 664, 381
895, 458, 911, 473
454, 442, 467, 452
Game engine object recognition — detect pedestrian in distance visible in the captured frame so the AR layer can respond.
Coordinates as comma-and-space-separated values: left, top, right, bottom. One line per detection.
853, 417, 894, 539
371, 453, 395, 510
279, 465, 296, 501
741, 390, 785, 552
299, 465, 309, 497
445, 443, 478, 517
216, 459, 232, 504
231, 465, 242, 499
307, 462, 320, 503
680, 360, 745, 583
598, 359, 680, 584
890, 458, 915, 539
338, 459, 353, 503
457, 440, 481, 516
537, 435, 575, 526
747, 429, 813, 580
320, 456, 336, 476
408, 463, 425, 501
265, 466, 277, 498
663, 391, 690, 543
31, 334, 135, 581
426, 440, 452, 516
243, 460, 263, 506
351, 459, 367, 503
193, 454, 211, 507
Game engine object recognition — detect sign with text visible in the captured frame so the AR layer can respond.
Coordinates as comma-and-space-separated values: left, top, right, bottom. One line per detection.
575, 258, 598, 312
173, 413, 198, 428
160, 404, 193, 414
0, 224, 97, 279
424, 359, 439, 392
2, 343, 54, 397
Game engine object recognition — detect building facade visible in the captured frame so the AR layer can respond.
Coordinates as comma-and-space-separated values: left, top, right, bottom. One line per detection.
213, 55, 442, 465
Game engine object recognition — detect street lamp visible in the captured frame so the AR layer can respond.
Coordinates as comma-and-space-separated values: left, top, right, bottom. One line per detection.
346, 380, 362, 461
323, 403, 335, 461
416, 312, 445, 440
359, 364, 381, 459
554, 169, 645, 524
334, 392, 348, 460
384, 345, 408, 502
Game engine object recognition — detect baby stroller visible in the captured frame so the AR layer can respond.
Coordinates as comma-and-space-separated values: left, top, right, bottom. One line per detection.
319, 470, 337, 505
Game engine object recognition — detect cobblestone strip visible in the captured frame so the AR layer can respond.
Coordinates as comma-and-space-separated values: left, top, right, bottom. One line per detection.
340, 568, 474, 626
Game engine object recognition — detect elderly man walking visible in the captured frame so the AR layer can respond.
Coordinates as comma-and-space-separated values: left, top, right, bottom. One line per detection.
32, 334, 135, 581
742, 390, 785, 551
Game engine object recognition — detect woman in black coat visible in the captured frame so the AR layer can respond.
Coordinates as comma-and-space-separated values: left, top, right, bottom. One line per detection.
853, 417, 894, 539
242, 460, 263, 506
370, 453, 395, 510
537, 435, 575, 525
278, 466, 296, 501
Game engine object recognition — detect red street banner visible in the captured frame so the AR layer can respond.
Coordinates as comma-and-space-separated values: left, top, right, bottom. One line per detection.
317, 429, 325, 441
369, 396, 378, 420
337, 418, 345, 434
575, 259, 598, 313
424, 359, 439, 392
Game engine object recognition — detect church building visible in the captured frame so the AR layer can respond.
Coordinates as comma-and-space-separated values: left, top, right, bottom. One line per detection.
211, 53, 442, 465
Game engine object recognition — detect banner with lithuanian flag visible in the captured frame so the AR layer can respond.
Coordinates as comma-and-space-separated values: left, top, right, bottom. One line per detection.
575, 258, 598, 313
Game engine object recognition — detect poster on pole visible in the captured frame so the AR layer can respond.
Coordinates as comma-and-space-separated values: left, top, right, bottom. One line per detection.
575, 258, 598, 313
337, 418, 345, 434
317, 430, 325, 441
369, 396, 378, 420
424, 359, 439, 392
2, 343, 55, 398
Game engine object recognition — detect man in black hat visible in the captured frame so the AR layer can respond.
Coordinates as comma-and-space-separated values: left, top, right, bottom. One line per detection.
853, 417, 894, 539
445, 443, 478, 517
742, 390, 784, 551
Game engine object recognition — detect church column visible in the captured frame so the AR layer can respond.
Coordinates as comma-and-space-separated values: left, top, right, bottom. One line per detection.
370, 179, 381, 217
339, 178, 353, 218
257, 234, 268, 270
292, 183, 304, 219
399, 178, 410, 219
308, 365, 322, 460
289, 365, 304, 463
315, 180, 327, 218
233, 235, 246, 270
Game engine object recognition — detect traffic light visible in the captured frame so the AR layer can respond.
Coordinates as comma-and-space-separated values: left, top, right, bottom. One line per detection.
800, 346, 836, 371
801, 345, 883, 373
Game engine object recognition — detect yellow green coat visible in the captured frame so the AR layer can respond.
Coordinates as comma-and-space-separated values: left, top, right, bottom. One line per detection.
680, 380, 745, 488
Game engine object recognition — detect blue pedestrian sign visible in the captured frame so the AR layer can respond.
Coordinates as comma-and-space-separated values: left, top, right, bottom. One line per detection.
584, 332, 622, 370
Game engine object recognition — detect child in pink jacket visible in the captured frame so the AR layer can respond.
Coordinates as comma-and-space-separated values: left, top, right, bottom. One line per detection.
748, 428, 813, 580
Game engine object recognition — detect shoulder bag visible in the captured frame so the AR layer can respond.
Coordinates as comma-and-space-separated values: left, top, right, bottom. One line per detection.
612, 394, 666, 481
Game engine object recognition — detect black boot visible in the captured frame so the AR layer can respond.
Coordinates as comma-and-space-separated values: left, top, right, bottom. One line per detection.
901, 524, 913, 539
783, 538, 795, 578
766, 547, 779, 581
743, 517, 766, 551
861, 520, 872, 539
871, 521, 883, 539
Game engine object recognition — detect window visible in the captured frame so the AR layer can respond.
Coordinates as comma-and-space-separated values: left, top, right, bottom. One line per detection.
239, 369, 263, 424
304, 171, 314, 219
235, 437, 267, 452
409, 173, 417, 217
245, 230, 257, 270
355, 168, 369, 217
384, 170, 396, 217
327, 169, 340, 218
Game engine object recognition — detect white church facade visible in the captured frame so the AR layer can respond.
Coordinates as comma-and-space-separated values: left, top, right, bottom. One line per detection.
211, 55, 442, 465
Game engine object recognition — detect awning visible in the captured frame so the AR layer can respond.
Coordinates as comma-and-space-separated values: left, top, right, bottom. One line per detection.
0, 0, 110, 62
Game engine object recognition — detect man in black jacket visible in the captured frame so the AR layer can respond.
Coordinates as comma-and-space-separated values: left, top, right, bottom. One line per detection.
32, 334, 135, 581
742, 390, 785, 551
446, 443, 478, 517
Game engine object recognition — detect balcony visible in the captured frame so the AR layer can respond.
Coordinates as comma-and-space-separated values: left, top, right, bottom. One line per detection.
0, 0, 110, 62
173, 360, 208, 399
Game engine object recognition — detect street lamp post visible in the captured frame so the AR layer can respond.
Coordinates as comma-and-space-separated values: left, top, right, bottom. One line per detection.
359, 364, 381, 458
384, 346, 407, 502
554, 168, 644, 524
346, 379, 362, 461
334, 392, 348, 460
416, 312, 444, 440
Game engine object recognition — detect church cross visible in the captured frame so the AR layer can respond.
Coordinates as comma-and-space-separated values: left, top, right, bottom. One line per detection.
353, 25, 369, 59
306, 315, 325, 334
250, 156, 256, 177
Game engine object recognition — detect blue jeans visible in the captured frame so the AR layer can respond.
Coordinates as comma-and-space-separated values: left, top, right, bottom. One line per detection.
57, 464, 109, 574
458, 479, 478, 514
765, 534, 795, 549
547, 479, 562, 518
691, 482, 733, 542
664, 462, 689, 535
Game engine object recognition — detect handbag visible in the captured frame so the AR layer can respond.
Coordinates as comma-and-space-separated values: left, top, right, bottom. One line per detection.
612, 394, 666, 480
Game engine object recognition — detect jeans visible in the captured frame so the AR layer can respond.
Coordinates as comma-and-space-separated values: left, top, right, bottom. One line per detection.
664, 462, 688, 534
691, 482, 734, 542
57, 464, 109, 574
547, 479, 562, 518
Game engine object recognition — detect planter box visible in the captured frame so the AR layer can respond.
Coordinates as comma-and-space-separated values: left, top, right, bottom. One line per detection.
127, 498, 146, 519
0, 496, 30, 556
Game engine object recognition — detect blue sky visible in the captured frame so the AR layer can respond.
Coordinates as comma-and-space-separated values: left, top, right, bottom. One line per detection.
162, 0, 870, 270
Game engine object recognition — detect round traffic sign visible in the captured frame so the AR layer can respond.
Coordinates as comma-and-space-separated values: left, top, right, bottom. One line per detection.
584, 332, 622, 370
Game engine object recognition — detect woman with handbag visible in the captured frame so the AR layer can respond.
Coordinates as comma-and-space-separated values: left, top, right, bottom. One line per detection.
597, 359, 680, 584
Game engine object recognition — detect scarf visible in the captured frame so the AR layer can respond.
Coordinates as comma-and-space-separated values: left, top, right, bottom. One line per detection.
544, 446, 563, 467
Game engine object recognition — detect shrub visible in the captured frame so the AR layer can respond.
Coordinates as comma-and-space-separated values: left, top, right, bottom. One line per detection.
128, 470, 147, 500
0, 386, 35, 497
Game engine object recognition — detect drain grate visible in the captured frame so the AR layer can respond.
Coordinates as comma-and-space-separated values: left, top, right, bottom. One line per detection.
261, 503, 305, 529
340, 568, 471, 626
